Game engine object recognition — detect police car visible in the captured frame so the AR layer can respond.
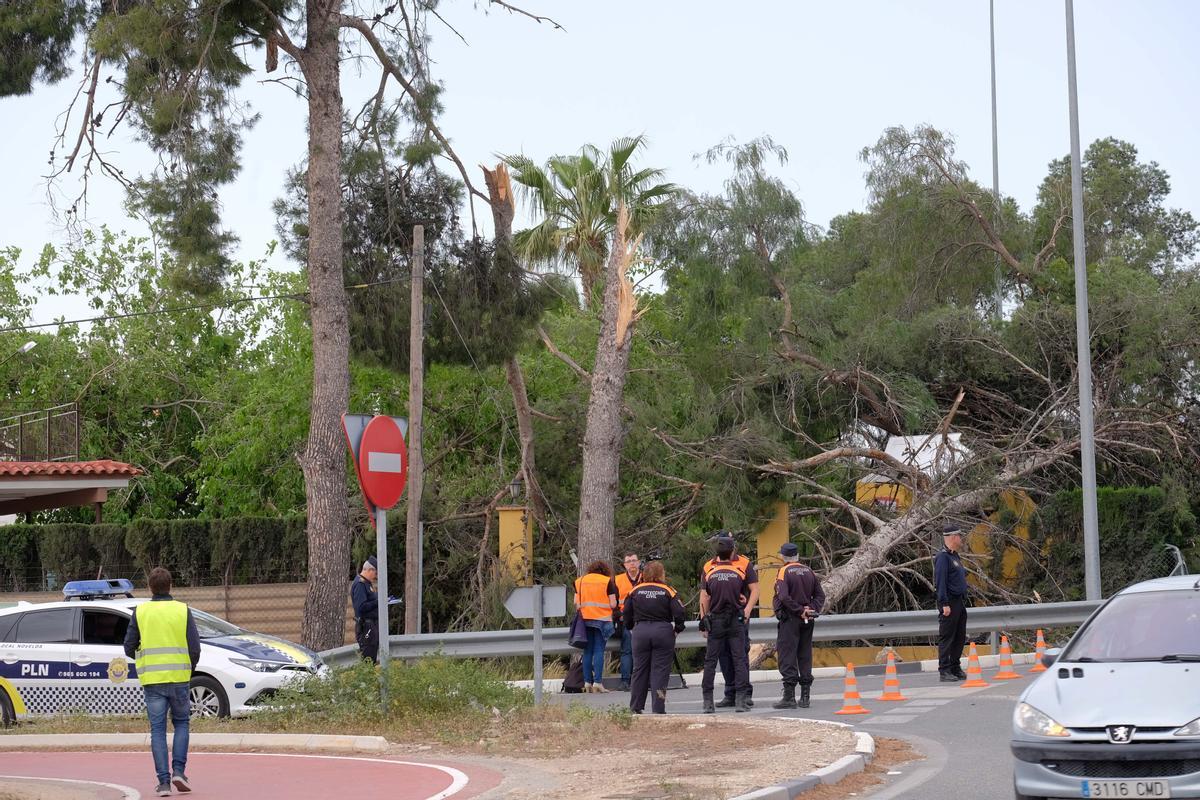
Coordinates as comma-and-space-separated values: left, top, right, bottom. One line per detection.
0, 579, 326, 723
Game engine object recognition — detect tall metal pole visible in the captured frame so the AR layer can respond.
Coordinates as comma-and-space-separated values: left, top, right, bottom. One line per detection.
375, 506, 389, 705
1065, 0, 1102, 601
405, 226, 425, 633
989, 0, 1003, 322
532, 584, 544, 705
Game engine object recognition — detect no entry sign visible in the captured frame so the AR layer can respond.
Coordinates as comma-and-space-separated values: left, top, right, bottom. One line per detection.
342, 413, 409, 511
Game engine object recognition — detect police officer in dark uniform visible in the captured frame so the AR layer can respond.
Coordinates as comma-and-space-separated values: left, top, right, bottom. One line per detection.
350, 556, 379, 663
772, 542, 825, 709
934, 525, 969, 681
702, 534, 758, 708
699, 533, 758, 713
623, 561, 686, 714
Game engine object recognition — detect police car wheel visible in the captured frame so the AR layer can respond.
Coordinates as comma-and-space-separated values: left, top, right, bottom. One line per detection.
0, 688, 14, 728
189, 675, 230, 719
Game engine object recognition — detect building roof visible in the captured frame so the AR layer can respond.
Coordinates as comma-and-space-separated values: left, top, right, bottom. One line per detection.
0, 460, 141, 478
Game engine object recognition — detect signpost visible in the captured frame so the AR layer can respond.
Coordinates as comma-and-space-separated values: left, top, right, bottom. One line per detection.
504, 585, 566, 704
343, 414, 408, 704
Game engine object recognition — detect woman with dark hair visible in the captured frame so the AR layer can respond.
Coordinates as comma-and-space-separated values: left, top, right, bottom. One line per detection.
573, 560, 618, 692
622, 561, 686, 714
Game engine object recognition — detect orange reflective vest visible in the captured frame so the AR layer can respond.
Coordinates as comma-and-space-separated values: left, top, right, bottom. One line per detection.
702, 554, 750, 581
574, 573, 614, 621
614, 571, 641, 611
632, 581, 677, 598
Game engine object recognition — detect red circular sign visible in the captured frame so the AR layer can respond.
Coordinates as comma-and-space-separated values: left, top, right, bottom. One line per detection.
358, 416, 408, 509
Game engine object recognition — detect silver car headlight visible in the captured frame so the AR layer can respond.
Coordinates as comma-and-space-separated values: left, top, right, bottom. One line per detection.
230, 658, 287, 673
1176, 717, 1200, 737
1014, 702, 1070, 737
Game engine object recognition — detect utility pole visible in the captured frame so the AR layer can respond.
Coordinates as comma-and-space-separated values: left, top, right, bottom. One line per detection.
405, 225, 425, 633
989, 0, 1003, 322
1064, 0, 1102, 601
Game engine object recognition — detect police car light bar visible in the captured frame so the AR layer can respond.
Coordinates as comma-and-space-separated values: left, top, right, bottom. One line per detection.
63, 579, 136, 600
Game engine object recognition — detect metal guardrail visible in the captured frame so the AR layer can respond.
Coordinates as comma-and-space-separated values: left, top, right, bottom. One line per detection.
320, 599, 1103, 668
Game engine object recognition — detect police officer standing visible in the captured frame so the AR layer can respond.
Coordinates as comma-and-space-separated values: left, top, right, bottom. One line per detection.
623, 561, 686, 714
772, 543, 825, 709
699, 533, 758, 713
702, 534, 758, 708
351, 556, 380, 663
613, 552, 642, 691
935, 525, 969, 682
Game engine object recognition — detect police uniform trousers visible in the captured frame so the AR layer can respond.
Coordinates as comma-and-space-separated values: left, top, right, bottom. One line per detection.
629, 622, 675, 714
702, 611, 750, 695
776, 613, 815, 688
356, 617, 379, 664
718, 616, 753, 700
937, 595, 968, 673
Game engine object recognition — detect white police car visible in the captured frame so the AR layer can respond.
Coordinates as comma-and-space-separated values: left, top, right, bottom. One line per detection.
0, 579, 326, 723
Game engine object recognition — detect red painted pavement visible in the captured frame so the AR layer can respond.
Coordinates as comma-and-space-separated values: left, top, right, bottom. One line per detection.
0, 751, 502, 799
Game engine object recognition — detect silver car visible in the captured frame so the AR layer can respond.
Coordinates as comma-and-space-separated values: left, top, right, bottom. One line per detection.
1012, 574, 1200, 799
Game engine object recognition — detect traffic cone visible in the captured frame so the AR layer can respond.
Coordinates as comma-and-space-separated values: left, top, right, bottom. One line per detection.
961, 642, 990, 687
834, 663, 870, 715
993, 635, 1022, 680
878, 650, 908, 701
1029, 629, 1048, 673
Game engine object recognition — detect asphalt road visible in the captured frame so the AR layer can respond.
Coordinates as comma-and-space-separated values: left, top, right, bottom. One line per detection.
549, 666, 1031, 800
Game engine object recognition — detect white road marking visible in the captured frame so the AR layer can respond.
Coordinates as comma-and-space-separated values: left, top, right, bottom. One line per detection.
861, 715, 917, 724
906, 699, 952, 706
0, 775, 140, 799
367, 452, 403, 473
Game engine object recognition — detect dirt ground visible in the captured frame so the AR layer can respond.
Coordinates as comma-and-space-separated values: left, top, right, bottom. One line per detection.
405, 715, 863, 800
793, 737, 923, 799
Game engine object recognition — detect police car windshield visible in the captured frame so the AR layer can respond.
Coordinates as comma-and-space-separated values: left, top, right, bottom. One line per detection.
1063, 590, 1200, 662
190, 608, 243, 639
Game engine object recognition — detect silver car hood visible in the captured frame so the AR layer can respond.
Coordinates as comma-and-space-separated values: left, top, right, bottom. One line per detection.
1023, 662, 1200, 728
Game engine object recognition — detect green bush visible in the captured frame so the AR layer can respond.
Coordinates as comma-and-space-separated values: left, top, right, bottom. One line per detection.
267, 658, 532, 724
210, 515, 307, 582
0, 525, 38, 590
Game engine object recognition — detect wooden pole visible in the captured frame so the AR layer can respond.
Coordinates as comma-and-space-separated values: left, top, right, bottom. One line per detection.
405, 225, 425, 634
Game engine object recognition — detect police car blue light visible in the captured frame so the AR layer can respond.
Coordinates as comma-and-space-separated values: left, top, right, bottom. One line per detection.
62, 579, 135, 600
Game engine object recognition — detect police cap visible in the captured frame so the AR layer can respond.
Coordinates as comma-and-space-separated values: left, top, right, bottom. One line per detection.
779, 542, 800, 557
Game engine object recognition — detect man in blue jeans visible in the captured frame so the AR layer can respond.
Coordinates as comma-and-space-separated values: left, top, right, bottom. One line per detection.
124, 567, 202, 797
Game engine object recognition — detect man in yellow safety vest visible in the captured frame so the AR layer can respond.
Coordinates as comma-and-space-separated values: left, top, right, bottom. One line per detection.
123, 567, 201, 797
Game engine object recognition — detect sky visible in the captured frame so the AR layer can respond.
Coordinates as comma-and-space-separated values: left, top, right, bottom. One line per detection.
3, 0, 1199, 328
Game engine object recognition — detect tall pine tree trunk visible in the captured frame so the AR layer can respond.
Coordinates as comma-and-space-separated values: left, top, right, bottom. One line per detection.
299, 1, 351, 651
576, 207, 636, 570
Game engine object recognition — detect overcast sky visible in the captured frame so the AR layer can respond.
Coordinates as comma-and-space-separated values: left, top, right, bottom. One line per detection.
4, 0, 1199, 327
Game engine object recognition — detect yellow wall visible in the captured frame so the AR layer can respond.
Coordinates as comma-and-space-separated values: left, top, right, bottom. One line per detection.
756, 501, 789, 613
498, 506, 533, 586
855, 480, 913, 512
966, 489, 1035, 587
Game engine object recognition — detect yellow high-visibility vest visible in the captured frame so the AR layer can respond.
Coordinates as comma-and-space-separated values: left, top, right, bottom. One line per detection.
134, 601, 192, 686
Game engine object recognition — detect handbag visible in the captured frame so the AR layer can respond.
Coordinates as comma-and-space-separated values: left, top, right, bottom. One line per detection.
568, 610, 588, 649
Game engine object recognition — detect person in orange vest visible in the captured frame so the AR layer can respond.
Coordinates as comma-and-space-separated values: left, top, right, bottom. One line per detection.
700, 533, 759, 709
772, 542, 825, 709
613, 552, 642, 690
699, 533, 758, 712
622, 561, 686, 714
574, 560, 618, 692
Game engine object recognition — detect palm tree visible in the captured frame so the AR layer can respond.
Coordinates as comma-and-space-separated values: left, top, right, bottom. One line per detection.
503, 136, 676, 301
503, 137, 677, 569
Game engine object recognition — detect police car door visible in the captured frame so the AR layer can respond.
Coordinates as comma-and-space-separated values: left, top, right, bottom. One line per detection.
74, 608, 144, 715
6, 607, 80, 715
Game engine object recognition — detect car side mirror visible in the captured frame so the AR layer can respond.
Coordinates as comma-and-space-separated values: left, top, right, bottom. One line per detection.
1042, 647, 1062, 669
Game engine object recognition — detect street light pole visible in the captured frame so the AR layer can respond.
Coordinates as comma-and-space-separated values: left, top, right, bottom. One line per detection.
1064, 0, 1102, 601
989, 0, 1003, 322
0, 341, 36, 367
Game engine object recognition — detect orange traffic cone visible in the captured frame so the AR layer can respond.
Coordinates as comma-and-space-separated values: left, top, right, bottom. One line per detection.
1029, 629, 1048, 673
961, 642, 990, 687
834, 663, 870, 715
878, 650, 908, 701
993, 635, 1022, 680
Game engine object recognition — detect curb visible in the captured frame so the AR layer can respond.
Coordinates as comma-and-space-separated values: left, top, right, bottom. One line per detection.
518, 651, 1038, 692
0, 733, 390, 753
731, 727, 876, 800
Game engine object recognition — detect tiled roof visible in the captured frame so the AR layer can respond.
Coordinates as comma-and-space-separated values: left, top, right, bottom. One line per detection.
0, 460, 141, 477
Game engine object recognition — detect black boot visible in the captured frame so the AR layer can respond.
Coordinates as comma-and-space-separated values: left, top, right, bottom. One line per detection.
715, 695, 736, 708
773, 685, 797, 710
702, 691, 715, 714
735, 691, 751, 712
799, 685, 811, 709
